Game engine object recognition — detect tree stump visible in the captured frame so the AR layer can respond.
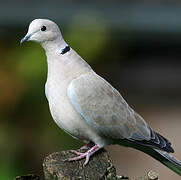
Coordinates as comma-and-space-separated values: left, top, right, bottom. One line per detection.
43, 149, 124, 179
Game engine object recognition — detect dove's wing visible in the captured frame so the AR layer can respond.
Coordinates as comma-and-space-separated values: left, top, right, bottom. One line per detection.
67, 71, 151, 140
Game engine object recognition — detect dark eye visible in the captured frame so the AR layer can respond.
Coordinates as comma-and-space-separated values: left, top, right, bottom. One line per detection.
41, 26, 47, 31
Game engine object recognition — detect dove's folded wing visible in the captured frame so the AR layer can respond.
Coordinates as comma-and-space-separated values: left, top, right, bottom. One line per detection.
67, 71, 150, 140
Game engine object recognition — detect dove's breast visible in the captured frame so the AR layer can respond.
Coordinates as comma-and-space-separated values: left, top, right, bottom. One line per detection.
44, 51, 109, 147
45, 76, 107, 147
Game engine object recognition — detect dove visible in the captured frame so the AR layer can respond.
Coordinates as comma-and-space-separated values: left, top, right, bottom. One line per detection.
21, 19, 181, 175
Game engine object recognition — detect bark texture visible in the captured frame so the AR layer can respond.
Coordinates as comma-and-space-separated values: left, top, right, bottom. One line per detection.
43, 149, 123, 180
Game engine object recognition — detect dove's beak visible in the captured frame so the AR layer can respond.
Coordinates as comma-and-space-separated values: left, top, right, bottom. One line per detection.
20, 33, 32, 44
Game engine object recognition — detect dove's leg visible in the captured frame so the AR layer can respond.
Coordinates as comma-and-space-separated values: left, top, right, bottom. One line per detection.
68, 144, 100, 165
80, 142, 94, 150
70, 142, 94, 155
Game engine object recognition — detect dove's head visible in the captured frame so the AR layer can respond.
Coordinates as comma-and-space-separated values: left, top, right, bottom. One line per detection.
21, 19, 62, 44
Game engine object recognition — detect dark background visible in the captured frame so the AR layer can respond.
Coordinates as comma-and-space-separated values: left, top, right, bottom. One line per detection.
0, 1, 181, 179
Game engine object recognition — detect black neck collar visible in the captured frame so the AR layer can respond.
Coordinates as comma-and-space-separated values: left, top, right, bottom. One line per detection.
60, 46, 70, 55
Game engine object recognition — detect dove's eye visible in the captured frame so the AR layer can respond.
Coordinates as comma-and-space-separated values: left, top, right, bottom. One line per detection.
41, 26, 47, 31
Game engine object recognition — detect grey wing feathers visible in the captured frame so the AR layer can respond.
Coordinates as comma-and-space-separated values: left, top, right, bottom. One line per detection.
67, 71, 151, 140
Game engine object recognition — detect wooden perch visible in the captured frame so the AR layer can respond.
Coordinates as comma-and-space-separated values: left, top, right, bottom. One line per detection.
43, 149, 123, 179
15, 149, 159, 180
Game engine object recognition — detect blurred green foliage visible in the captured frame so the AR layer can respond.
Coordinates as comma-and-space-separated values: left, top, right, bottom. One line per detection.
65, 13, 108, 62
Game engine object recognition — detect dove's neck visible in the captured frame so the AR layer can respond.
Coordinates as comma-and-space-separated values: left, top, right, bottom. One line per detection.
42, 38, 92, 83
41, 37, 68, 55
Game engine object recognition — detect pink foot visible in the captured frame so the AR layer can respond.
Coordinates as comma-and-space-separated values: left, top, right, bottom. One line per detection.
68, 144, 100, 166
70, 150, 84, 155
69, 142, 94, 155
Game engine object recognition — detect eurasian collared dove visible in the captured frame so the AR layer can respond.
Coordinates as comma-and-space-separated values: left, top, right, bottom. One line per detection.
21, 19, 181, 175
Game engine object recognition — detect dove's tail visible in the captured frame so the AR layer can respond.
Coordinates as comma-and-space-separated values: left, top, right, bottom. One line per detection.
153, 149, 181, 175
114, 139, 181, 176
